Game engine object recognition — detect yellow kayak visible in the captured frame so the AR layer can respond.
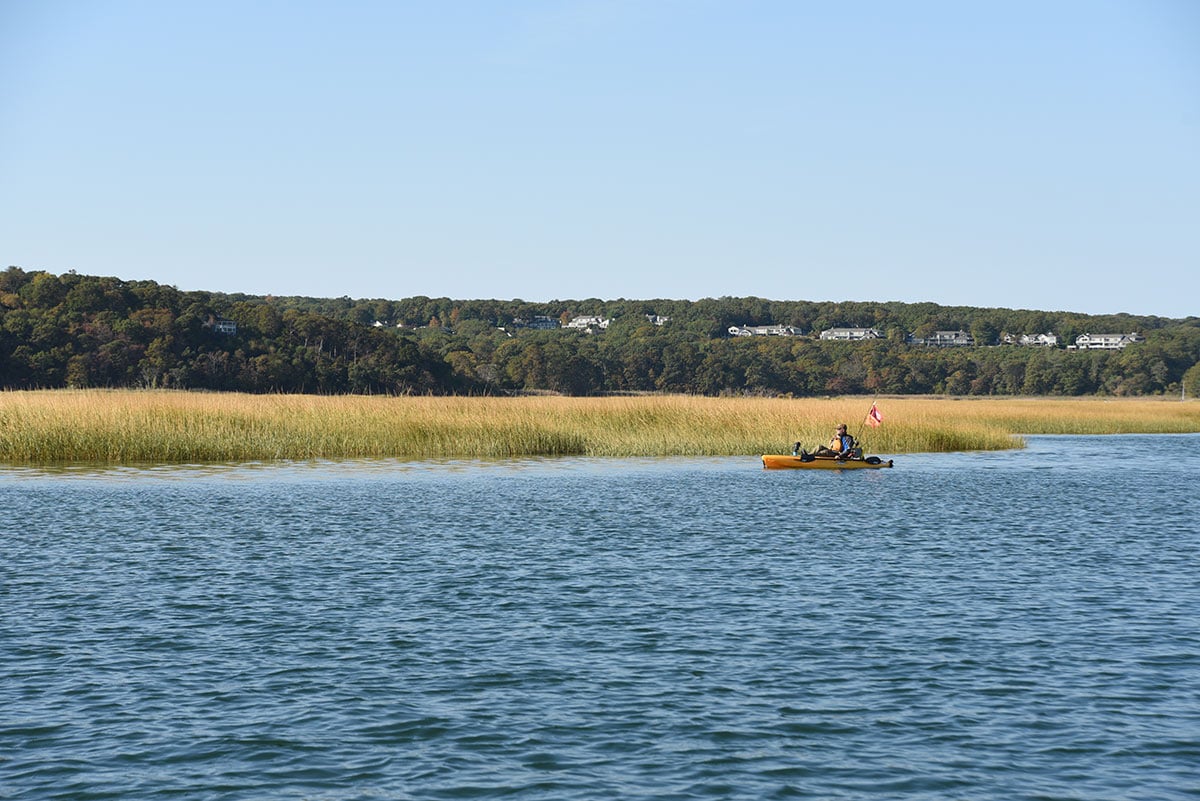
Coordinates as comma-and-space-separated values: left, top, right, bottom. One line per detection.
762, 454, 894, 470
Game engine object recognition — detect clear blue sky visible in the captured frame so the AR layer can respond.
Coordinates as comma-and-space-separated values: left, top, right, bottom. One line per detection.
2, 1, 1197, 317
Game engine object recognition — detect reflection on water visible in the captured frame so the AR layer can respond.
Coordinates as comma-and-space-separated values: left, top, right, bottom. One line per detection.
0, 454, 751, 482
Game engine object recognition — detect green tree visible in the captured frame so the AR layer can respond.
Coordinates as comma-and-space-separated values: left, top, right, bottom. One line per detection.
971, 320, 999, 347
1183, 362, 1200, 400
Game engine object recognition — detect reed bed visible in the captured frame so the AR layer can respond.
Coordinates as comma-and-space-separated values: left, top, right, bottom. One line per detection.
1, 390, 1197, 464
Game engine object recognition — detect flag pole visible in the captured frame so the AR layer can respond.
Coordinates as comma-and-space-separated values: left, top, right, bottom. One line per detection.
852, 394, 879, 449
852, 395, 887, 455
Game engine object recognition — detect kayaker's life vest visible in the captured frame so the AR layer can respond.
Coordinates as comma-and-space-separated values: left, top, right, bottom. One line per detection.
838, 433, 863, 459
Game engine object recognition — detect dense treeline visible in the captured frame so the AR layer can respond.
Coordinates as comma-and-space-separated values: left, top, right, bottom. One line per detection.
3, 267, 1199, 397
0, 269, 456, 394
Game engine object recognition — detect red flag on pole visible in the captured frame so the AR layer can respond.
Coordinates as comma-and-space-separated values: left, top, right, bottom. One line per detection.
866, 402, 883, 428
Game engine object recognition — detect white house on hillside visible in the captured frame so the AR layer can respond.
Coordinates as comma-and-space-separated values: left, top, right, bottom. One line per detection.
1072, 332, 1144, 350
912, 330, 974, 347
512, 315, 560, 329
728, 325, 803, 337
207, 318, 237, 335
1003, 332, 1058, 347
567, 316, 610, 330
819, 327, 881, 341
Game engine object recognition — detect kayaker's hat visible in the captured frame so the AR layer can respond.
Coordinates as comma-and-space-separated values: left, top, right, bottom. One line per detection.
837, 424, 847, 431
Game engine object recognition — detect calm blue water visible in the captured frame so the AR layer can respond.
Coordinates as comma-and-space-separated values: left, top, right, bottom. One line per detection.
2, 435, 1199, 800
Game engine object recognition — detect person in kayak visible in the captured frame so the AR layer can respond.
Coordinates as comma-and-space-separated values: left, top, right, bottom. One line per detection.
802, 423, 856, 459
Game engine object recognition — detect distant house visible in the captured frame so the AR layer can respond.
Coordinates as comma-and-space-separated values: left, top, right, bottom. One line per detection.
513, 316, 560, 330
728, 324, 803, 337
819, 327, 881, 341
207, 318, 237, 336
645, 314, 670, 326
1004, 332, 1058, 347
567, 315, 611, 331
912, 330, 974, 347
1072, 332, 1144, 350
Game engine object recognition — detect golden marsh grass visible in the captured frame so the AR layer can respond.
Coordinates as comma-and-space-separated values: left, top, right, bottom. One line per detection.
1, 390, 1198, 464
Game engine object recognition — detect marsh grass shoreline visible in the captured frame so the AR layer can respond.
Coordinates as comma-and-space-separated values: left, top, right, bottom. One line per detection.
2, 390, 1198, 465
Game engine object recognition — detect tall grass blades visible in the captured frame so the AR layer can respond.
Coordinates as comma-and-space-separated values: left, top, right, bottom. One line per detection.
1, 391, 1198, 464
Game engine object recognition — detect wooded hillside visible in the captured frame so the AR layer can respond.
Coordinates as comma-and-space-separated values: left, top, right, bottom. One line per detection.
3, 267, 1198, 397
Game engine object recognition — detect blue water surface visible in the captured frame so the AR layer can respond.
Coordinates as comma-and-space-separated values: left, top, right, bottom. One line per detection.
2, 435, 1199, 800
